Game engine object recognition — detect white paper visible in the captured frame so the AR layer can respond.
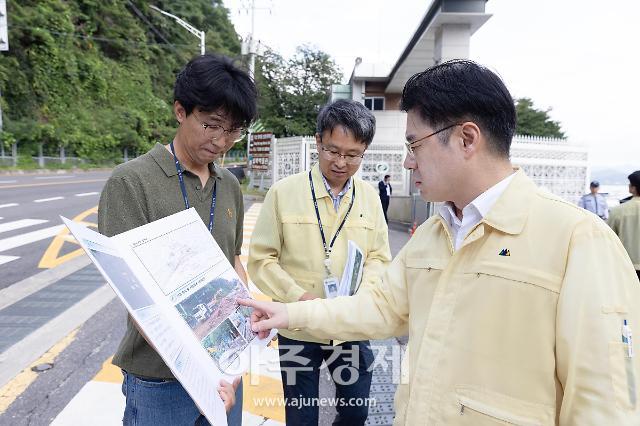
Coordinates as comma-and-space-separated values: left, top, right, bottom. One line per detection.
338, 240, 365, 297
62, 209, 276, 426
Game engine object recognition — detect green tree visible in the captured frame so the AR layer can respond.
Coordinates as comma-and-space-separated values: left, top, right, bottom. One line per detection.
515, 98, 565, 138
0, 0, 241, 164
255, 45, 342, 137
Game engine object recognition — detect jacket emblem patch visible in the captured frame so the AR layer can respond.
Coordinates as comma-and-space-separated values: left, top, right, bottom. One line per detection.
499, 248, 511, 256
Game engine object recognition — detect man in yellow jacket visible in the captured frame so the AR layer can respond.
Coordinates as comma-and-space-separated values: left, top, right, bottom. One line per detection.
248, 99, 391, 425
241, 60, 640, 425
608, 170, 640, 281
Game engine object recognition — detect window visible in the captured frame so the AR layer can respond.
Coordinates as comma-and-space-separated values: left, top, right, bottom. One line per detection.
364, 97, 385, 111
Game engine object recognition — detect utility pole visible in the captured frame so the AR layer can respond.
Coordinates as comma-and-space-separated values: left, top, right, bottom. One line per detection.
239, 0, 269, 80
150, 5, 205, 55
0, 0, 10, 158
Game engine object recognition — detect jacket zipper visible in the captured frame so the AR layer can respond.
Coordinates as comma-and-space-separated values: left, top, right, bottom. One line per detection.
458, 398, 541, 426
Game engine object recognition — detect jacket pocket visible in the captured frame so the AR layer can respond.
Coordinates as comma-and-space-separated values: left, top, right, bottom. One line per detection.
456, 386, 554, 426
405, 258, 446, 270
466, 261, 561, 294
344, 217, 374, 230
609, 342, 638, 410
281, 215, 317, 225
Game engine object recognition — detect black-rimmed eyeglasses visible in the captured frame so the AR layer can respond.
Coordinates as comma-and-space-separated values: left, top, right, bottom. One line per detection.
404, 123, 463, 155
194, 111, 247, 142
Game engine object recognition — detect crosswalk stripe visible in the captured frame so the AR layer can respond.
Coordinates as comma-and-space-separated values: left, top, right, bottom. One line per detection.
0, 255, 19, 266
0, 225, 65, 253
34, 197, 64, 203
0, 203, 18, 209
0, 219, 48, 234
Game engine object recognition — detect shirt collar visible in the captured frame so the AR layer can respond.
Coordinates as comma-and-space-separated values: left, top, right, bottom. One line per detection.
482, 169, 536, 235
321, 173, 352, 198
310, 163, 353, 200
439, 172, 516, 225
150, 142, 221, 179
438, 170, 531, 236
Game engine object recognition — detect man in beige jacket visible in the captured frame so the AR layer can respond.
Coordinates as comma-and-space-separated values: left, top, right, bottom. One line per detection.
241, 60, 640, 425
608, 170, 640, 281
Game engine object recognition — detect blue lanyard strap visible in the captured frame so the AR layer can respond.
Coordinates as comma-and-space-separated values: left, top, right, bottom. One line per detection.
170, 141, 217, 233
308, 170, 355, 258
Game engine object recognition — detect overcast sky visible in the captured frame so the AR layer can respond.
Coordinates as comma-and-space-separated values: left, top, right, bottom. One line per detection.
224, 0, 639, 170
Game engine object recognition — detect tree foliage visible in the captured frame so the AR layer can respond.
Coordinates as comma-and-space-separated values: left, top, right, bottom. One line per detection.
515, 98, 565, 138
0, 0, 241, 162
255, 45, 343, 137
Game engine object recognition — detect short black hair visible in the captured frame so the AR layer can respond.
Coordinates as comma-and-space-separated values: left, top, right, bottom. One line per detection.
384, 174, 390, 179
629, 170, 640, 190
400, 59, 516, 158
174, 54, 257, 127
316, 99, 376, 146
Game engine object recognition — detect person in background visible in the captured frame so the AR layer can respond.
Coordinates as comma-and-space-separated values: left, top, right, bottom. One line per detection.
241, 60, 640, 425
99, 53, 256, 426
578, 180, 609, 219
608, 170, 640, 281
378, 174, 393, 223
248, 99, 391, 426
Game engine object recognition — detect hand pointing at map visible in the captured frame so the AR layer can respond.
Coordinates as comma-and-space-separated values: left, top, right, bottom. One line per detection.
237, 298, 288, 339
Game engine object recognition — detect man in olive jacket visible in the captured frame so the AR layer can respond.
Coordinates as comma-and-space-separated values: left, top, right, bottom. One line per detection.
99, 54, 255, 425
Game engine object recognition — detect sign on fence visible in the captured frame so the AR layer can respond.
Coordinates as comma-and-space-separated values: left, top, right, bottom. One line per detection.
248, 132, 273, 172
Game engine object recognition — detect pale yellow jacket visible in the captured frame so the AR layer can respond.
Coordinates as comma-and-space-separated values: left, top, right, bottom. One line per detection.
288, 170, 640, 425
248, 163, 391, 344
608, 197, 640, 269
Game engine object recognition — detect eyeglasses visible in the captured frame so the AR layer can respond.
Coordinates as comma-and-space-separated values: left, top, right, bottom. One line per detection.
318, 142, 365, 165
404, 123, 463, 155
194, 111, 247, 142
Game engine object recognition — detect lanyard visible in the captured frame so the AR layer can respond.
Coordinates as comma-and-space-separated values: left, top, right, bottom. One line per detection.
308, 170, 356, 260
170, 141, 217, 233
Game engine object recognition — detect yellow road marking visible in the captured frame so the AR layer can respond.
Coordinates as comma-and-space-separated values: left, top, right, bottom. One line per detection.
243, 373, 285, 422
0, 329, 78, 412
38, 206, 98, 269
0, 179, 107, 190
93, 357, 123, 384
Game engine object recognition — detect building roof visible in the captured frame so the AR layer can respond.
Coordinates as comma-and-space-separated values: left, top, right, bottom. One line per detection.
350, 0, 491, 93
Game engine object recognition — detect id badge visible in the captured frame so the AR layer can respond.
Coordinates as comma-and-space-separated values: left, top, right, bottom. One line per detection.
323, 276, 339, 299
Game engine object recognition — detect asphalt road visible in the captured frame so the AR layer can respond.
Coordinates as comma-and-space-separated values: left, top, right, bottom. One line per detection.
0, 171, 111, 290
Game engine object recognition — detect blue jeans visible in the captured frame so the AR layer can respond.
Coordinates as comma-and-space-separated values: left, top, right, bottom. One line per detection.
121, 371, 243, 425
277, 335, 374, 426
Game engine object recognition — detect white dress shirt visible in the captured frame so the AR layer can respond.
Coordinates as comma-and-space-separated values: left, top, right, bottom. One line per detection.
439, 172, 516, 251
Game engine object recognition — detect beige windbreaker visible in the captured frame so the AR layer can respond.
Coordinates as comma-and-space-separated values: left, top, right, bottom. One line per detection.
608, 197, 640, 269
248, 163, 391, 344
288, 170, 640, 425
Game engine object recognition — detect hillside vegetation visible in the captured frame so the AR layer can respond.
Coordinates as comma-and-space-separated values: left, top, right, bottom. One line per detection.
0, 0, 240, 163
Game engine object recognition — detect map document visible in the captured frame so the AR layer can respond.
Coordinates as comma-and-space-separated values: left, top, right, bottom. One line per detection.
62, 208, 276, 426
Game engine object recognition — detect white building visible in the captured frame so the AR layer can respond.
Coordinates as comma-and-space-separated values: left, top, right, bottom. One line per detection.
261, 0, 589, 222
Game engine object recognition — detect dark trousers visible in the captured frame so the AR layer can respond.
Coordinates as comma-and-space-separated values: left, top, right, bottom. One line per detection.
380, 197, 390, 223
278, 334, 374, 426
